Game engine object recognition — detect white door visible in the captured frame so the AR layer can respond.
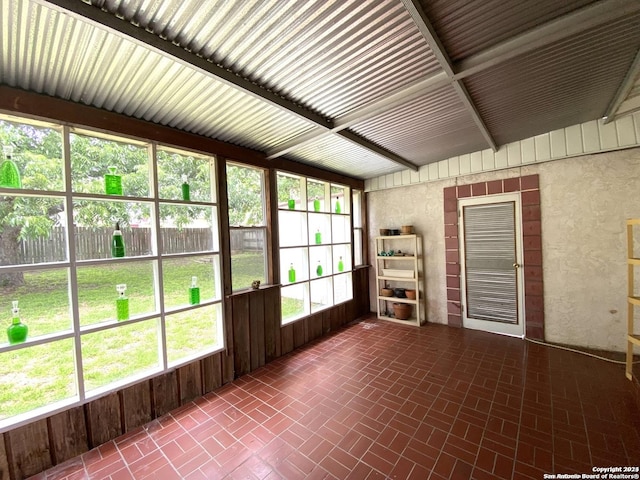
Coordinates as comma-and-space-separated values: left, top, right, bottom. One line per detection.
459, 194, 525, 337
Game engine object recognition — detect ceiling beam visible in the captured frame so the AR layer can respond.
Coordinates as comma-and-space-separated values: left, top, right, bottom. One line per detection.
266, 128, 330, 160
37, 0, 420, 172
455, 0, 640, 80
337, 131, 420, 172
333, 72, 449, 130
401, 0, 497, 152
36, 0, 639, 171
266, 72, 450, 159
603, 48, 640, 124
272, 0, 637, 161
451, 82, 497, 152
35, 0, 332, 127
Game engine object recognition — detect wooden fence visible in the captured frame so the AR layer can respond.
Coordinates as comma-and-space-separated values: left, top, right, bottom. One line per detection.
18, 227, 263, 263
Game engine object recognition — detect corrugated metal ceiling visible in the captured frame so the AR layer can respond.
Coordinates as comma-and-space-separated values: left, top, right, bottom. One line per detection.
350, 84, 489, 164
91, 0, 442, 119
419, 0, 598, 62
465, 14, 640, 146
286, 133, 401, 179
1, 0, 639, 179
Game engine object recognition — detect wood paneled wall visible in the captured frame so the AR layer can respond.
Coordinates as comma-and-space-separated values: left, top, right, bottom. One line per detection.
0, 268, 370, 480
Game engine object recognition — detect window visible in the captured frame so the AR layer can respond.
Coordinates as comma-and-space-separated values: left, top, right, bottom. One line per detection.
226, 163, 268, 291
277, 172, 352, 325
352, 189, 364, 266
0, 115, 223, 427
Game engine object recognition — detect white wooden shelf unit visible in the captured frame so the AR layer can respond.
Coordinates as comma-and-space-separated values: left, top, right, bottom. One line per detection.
626, 219, 640, 381
375, 234, 424, 326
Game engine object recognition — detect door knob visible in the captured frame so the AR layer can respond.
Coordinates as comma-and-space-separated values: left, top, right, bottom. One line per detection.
513, 263, 520, 268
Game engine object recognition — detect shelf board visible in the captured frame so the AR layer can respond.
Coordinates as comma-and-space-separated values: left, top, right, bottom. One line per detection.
628, 334, 640, 346
629, 258, 640, 265
378, 276, 418, 281
376, 256, 415, 260
377, 296, 417, 304
628, 296, 640, 306
376, 234, 417, 240
377, 314, 420, 326
627, 219, 640, 226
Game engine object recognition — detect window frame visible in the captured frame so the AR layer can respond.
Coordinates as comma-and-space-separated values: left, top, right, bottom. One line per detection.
276, 171, 353, 325
0, 115, 225, 429
226, 161, 270, 292
352, 188, 369, 268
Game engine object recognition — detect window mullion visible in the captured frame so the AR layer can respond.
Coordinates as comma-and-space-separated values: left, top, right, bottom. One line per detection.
149, 143, 168, 371
63, 124, 86, 403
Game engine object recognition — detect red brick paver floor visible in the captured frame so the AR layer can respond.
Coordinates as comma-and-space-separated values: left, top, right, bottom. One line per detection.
30, 316, 640, 479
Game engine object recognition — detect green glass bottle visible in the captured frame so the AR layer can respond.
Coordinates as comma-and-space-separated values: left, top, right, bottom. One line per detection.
288, 189, 296, 210
111, 222, 125, 258
335, 196, 341, 214
316, 261, 323, 277
116, 284, 129, 321
181, 174, 190, 201
288, 263, 296, 283
0, 146, 22, 189
6, 300, 28, 344
315, 229, 322, 244
338, 256, 344, 272
189, 276, 200, 305
313, 199, 320, 212
104, 166, 122, 195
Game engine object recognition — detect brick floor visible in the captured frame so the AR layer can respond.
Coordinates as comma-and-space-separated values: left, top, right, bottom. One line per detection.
30, 316, 640, 479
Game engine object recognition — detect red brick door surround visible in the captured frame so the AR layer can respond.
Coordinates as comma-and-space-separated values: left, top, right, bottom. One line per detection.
444, 174, 544, 340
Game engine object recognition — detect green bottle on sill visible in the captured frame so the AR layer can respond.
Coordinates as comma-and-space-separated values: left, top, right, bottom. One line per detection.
335, 196, 341, 214
6, 300, 28, 344
189, 276, 201, 305
116, 284, 129, 321
316, 261, 323, 277
104, 166, 122, 195
181, 175, 190, 201
111, 222, 125, 258
0, 146, 21, 189
315, 229, 322, 244
288, 264, 296, 283
338, 256, 344, 272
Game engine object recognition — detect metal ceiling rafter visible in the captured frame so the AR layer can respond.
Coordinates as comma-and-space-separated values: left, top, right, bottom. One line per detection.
266, 72, 450, 159
401, 0, 497, 152
36, 0, 420, 172
603, 48, 640, 124
333, 72, 450, 130
454, 0, 640, 81
33, 0, 639, 172
34, 0, 330, 126
269, 0, 638, 163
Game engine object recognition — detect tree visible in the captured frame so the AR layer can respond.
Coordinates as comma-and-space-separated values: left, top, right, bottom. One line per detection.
0, 119, 212, 286
0, 121, 63, 286
226, 164, 264, 226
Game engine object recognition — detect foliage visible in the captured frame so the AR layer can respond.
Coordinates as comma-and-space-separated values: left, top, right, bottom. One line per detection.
277, 173, 302, 204
0, 121, 64, 240
226, 164, 264, 226
0, 121, 222, 286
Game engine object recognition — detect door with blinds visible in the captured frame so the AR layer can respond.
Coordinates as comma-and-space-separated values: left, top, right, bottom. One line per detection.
459, 194, 525, 337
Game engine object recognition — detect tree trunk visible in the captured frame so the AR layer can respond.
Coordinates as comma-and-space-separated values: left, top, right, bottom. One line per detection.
0, 225, 24, 287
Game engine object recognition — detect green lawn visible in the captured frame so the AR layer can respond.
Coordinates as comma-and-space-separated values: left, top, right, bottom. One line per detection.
0, 252, 267, 420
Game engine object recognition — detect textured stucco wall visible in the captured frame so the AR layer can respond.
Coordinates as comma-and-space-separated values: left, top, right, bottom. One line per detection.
367, 178, 453, 328
367, 147, 640, 352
